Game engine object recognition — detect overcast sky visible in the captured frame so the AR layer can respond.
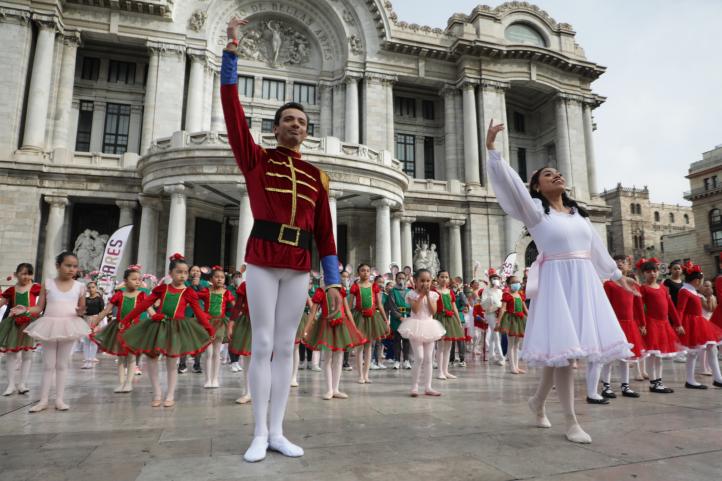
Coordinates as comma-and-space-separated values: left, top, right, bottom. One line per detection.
390, 0, 722, 205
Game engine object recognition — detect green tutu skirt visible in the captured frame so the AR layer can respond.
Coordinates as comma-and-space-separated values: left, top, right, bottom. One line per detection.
120, 317, 212, 358
303, 316, 368, 352
90, 319, 128, 356
353, 310, 389, 341
435, 313, 467, 341
295, 314, 308, 344
210, 316, 229, 343
0, 317, 37, 352
229, 314, 252, 356
497, 312, 527, 338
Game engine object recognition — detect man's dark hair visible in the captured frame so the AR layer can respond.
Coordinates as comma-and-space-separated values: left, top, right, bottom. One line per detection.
274, 102, 308, 126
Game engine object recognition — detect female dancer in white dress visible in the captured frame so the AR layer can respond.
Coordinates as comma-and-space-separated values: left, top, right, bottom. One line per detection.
485, 121, 635, 444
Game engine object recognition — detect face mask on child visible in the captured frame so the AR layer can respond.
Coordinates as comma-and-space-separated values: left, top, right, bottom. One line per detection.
492, 279, 501, 288
510, 282, 521, 292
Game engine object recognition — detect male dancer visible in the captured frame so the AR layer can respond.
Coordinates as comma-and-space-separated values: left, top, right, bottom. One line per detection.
221, 18, 342, 462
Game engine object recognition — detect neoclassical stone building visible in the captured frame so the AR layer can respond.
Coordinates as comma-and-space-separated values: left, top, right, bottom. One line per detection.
600, 184, 694, 260
0, 0, 611, 282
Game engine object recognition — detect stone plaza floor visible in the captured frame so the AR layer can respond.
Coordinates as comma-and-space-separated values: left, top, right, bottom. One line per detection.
1, 352, 722, 481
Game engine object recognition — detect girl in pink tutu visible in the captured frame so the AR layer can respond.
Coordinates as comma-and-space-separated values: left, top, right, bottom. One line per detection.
398, 269, 446, 397
16, 252, 90, 412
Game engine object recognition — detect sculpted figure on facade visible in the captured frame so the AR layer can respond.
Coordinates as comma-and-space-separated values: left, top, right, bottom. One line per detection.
413, 242, 440, 277
234, 18, 311, 67
188, 10, 207, 32
73, 229, 109, 273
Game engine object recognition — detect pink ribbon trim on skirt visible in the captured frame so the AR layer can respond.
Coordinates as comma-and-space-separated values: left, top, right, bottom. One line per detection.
526, 250, 591, 299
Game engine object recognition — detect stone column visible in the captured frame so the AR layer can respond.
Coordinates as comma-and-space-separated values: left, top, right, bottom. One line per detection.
443, 86, 459, 181
583, 102, 598, 196
236, 185, 253, 269
52, 31, 81, 150
89, 101, 107, 153
164, 184, 187, 261
141, 45, 160, 153
42, 195, 69, 280
137, 195, 161, 276
446, 219, 465, 279
401, 216, 416, 270
372, 199, 392, 273
461, 82, 481, 187
185, 50, 206, 133
319, 84, 333, 138
391, 213, 402, 266
385, 79, 395, 152
22, 16, 57, 151
328, 189, 342, 241
210, 72, 225, 132
344, 76, 359, 144
0, 9, 32, 159
202, 62, 215, 131
555, 96, 572, 178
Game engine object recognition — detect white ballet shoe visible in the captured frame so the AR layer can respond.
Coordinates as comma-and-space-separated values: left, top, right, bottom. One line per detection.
55, 401, 70, 411
17, 385, 29, 395
212, 381, 220, 388
243, 436, 269, 463
566, 424, 592, 444
114, 385, 125, 393
203, 381, 213, 389
446, 373, 457, 379
437, 375, 447, 380
290, 379, 299, 388
528, 397, 551, 428
121, 381, 133, 393
357, 378, 366, 384
235, 394, 252, 404
3, 385, 16, 396
268, 435, 304, 458
29, 402, 49, 413
332, 391, 348, 399
163, 399, 175, 408
322, 391, 333, 400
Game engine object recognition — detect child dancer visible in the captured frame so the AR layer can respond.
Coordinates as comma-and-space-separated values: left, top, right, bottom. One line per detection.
498, 275, 528, 374
471, 281, 488, 359
0, 263, 40, 396
434, 270, 466, 380
229, 279, 253, 404
81, 281, 104, 369
199, 266, 235, 389
291, 290, 315, 387
638, 258, 685, 393
350, 264, 390, 384
119, 254, 215, 407
90, 265, 149, 393
398, 269, 446, 397
676, 262, 722, 389
19, 253, 91, 412
303, 284, 367, 400
481, 269, 505, 365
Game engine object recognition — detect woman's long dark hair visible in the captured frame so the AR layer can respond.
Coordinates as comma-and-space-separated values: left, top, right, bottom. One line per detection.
529, 166, 589, 218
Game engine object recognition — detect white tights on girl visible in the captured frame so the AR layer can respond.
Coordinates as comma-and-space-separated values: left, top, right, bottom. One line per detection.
204, 338, 223, 388
437, 340, 456, 379
410, 340, 438, 395
322, 351, 346, 400
30, 340, 75, 412
3, 351, 33, 396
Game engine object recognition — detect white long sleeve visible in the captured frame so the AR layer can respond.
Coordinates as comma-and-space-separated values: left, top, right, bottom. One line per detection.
587, 218, 622, 281
486, 150, 544, 229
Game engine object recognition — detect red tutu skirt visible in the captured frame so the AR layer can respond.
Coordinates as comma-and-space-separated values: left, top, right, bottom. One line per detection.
711, 307, 722, 330
643, 317, 682, 357
618, 319, 645, 358
679, 314, 722, 349
474, 317, 488, 330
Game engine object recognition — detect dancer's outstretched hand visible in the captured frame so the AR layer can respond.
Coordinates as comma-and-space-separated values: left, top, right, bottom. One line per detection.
227, 18, 248, 40
618, 276, 641, 297
326, 287, 342, 318
486, 119, 505, 150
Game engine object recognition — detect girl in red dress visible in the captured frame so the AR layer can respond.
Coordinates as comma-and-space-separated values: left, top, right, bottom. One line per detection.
676, 262, 722, 389
199, 266, 235, 389
637, 258, 685, 393
228, 280, 252, 404
350, 264, 389, 384
497, 275, 528, 374
434, 271, 466, 380
0, 263, 40, 396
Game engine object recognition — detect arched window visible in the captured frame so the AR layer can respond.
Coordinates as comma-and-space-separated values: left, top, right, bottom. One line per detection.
654, 211, 660, 222
504, 23, 546, 47
630, 204, 635, 215
669, 213, 675, 223
684, 214, 690, 225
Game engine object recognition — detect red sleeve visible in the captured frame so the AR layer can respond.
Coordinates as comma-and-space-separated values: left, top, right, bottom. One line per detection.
220, 85, 263, 175
603, 281, 614, 301
312, 288, 325, 305
183, 289, 213, 334
236, 282, 247, 298
350, 283, 360, 308
666, 292, 682, 328
120, 286, 162, 325
31, 283, 42, 296
109, 291, 124, 308
633, 293, 646, 327
198, 288, 211, 313
312, 181, 338, 259
449, 290, 457, 303
715, 276, 722, 296
223, 289, 235, 313
372, 283, 381, 295
676, 288, 689, 317
340, 287, 347, 298
501, 292, 513, 309
1, 287, 13, 301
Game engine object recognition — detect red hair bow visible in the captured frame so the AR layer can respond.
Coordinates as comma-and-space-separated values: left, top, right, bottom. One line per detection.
169, 253, 185, 261
127, 264, 142, 272
682, 261, 702, 275
211, 265, 223, 271
487, 268, 498, 278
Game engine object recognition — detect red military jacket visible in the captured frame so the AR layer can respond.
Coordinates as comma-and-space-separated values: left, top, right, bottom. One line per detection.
221, 60, 337, 272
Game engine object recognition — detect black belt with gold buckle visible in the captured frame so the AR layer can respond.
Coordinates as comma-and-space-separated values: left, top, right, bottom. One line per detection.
250, 219, 312, 250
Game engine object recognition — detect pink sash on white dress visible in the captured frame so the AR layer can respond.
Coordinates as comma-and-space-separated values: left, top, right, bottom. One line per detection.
526, 250, 591, 299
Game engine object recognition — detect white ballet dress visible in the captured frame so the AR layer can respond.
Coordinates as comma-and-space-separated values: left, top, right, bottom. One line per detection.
24, 279, 91, 342
398, 291, 446, 343
487, 150, 633, 367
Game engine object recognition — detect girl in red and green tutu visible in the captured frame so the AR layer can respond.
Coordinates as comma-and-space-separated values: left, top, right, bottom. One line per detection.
349, 264, 390, 384
433, 270, 466, 380
0, 263, 40, 396
228, 279, 252, 404
497, 275, 528, 374
303, 283, 367, 400
198, 266, 235, 389
119, 253, 215, 408
89, 265, 152, 393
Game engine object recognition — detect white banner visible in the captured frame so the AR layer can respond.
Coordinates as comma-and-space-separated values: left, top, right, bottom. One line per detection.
97, 225, 133, 294
501, 252, 517, 279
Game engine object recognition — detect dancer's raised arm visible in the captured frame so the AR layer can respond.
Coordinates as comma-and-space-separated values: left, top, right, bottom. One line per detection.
485, 120, 543, 228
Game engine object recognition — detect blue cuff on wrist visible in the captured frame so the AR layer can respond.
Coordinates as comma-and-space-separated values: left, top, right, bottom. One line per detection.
221, 51, 237, 85
321, 255, 340, 287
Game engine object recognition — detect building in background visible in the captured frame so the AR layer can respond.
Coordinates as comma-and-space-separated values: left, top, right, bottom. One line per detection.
0, 0, 610, 284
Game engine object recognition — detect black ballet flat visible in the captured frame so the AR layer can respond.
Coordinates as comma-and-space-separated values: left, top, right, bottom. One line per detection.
713, 380, 722, 388
620, 384, 640, 398
649, 380, 674, 393
684, 382, 709, 390
586, 396, 609, 405
601, 384, 617, 399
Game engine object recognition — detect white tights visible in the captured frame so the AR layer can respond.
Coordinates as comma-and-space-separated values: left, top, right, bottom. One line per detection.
205, 338, 223, 387
438, 340, 453, 378
322, 351, 344, 397
485, 314, 504, 360
355, 343, 373, 382
36, 340, 74, 407
688, 346, 722, 385
146, 356, 178, 402
507, 337, 522, 373
245, 264, 309, 440
600, 361, 630, 385
410, 340, 435, 392
4, 351, 33, 393
241, 356, 251, 397
649, 356, 664, 381
81, 335, 97, 362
